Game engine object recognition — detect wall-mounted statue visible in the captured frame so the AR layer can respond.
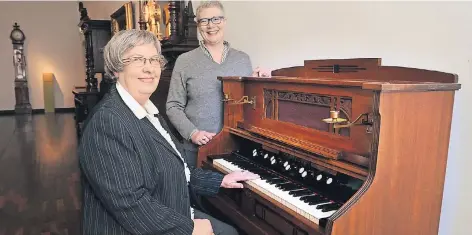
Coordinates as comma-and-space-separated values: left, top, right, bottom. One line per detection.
143, 0, 163, 40
163, 3, 171, 38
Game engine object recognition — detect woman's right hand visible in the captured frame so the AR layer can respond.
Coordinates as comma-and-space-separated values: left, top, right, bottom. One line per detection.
192, 219, 213, 235
191, 130, 216, 145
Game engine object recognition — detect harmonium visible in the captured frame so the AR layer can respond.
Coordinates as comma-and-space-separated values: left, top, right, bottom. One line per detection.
197, 58, 461, 235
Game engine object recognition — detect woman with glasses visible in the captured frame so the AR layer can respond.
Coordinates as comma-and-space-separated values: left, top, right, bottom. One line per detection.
78, 29, 258, 235
166, 1, 270, 169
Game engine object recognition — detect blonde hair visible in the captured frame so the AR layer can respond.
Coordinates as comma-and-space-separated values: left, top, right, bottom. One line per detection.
196, 0, 225, 20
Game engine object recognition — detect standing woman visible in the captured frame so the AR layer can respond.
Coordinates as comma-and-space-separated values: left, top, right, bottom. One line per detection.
166, 0, 270, 168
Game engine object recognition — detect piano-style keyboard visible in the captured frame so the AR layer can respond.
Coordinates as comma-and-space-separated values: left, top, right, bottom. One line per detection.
212, 148, 358, 226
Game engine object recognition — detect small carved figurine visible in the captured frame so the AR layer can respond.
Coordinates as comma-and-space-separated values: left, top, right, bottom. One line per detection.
145, 0, 163, 40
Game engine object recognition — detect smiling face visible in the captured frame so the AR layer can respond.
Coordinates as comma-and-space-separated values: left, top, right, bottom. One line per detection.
197, 6, 226, 46
115, 43, 162, 104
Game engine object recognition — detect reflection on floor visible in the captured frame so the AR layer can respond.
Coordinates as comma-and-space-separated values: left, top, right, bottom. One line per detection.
0, 113, 81, 235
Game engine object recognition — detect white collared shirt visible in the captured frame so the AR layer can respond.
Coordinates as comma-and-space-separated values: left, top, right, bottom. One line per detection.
116, 82, 194, 219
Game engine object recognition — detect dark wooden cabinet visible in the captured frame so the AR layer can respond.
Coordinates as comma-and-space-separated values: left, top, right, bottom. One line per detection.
89, 24, 110, 75
73, 18, 112, 138
78, 19, 112, 91
72, 87, 101, 137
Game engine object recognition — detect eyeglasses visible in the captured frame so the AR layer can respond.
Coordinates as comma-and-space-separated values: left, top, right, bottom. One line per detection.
197, 16, 225, 26
122, 56, 166, 68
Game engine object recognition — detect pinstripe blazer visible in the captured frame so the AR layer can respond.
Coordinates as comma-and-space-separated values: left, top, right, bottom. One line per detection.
78, 85, 224, 235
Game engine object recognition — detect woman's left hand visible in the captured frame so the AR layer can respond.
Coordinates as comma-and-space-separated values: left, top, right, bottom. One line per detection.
221, 170, 260, 188
252, 67, 271, 77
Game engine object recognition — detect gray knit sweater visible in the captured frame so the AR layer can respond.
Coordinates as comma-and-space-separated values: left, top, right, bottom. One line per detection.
166, 47, 253, 151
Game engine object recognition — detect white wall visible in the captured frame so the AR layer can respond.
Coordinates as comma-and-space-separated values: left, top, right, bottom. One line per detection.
0, 1, 85, 110
82, 1, 129, 20
208, 1, 471, 234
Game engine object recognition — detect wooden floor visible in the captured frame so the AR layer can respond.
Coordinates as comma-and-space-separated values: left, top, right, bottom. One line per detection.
0, 113, 81, 235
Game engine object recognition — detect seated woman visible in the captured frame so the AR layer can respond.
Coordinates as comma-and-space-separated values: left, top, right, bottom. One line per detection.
78, 29, 259, 235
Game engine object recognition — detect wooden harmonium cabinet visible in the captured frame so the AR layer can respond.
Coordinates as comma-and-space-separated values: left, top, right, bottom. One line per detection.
197, 58, 461, 235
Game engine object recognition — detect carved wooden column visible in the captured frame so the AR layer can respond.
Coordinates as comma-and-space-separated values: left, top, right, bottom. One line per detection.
168, 1, 180, 42
184, 1, 198, 43
138, 0, 147, 30
83, 24, 98, 91
78, 2, 97, 91
10, 23, 32, 114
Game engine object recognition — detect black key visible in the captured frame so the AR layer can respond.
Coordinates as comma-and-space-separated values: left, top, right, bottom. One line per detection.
300, 195, 321, 203
315, 202, 333, 210
320, 203, 341, 212
309, 198, 330, 205
260, 175, 279, 180
278, 183, 303, 191
266, 178, 287, 184
290, 189, 313, 196
250, 169, 270, 174
273, 181, 291, 186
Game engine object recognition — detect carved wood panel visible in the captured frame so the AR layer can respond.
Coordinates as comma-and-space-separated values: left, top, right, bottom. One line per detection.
263, 89, 352, 137
239, 81, 374, 158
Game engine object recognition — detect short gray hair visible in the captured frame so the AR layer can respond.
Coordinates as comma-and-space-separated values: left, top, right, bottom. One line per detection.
196, 0, 225, 20
103, 29, 163, 78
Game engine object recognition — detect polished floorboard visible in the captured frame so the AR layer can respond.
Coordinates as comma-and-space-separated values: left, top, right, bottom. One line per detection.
0, 113, 81, 235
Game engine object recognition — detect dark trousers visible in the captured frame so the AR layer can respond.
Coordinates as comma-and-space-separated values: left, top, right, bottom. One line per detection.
186, 149, 236, 234
194, 209, 238, 235
184, 149, 198, 169
185, 148, 208, 212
